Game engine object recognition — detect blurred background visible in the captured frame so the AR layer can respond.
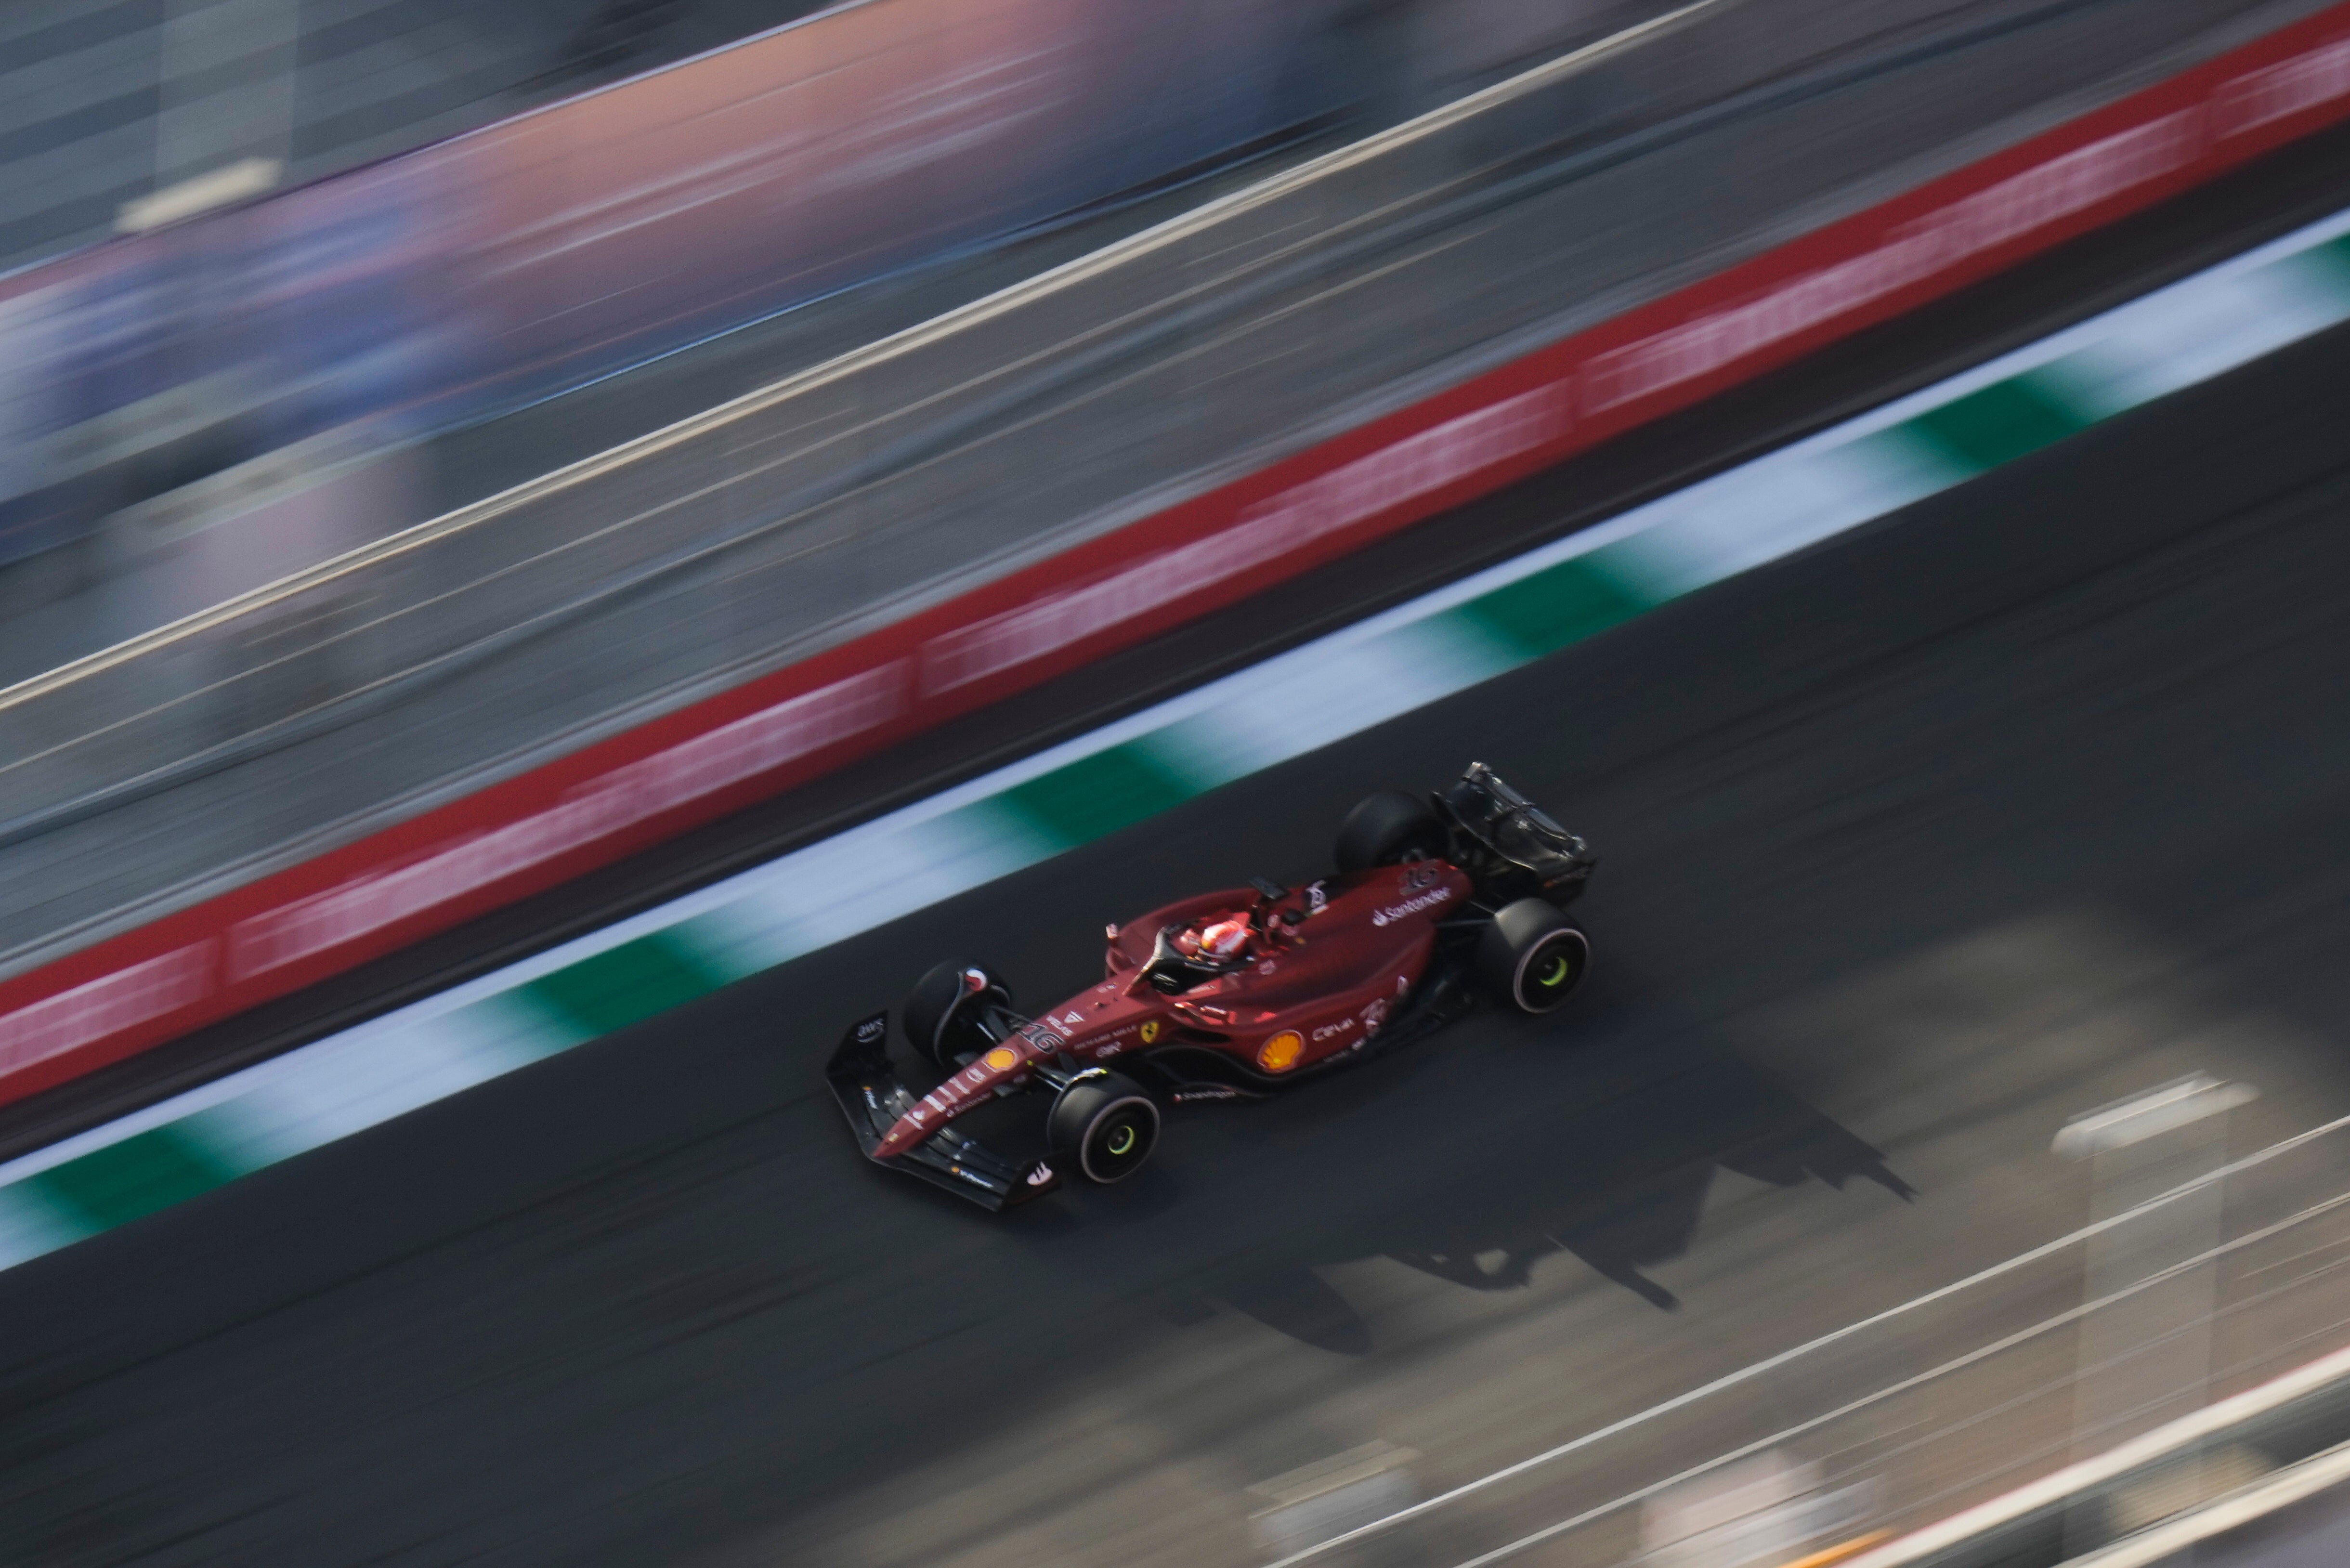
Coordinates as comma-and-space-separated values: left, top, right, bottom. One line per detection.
6, 0, 2350, 1564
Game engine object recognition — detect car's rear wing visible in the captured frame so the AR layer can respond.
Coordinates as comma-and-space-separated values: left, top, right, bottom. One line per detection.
1438, 761, 1597, 901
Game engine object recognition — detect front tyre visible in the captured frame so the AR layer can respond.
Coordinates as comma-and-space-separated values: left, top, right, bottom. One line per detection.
1476, 899, 1591, 1015
902, 959, 1013, 1071
1048, 1072, 1162, 1184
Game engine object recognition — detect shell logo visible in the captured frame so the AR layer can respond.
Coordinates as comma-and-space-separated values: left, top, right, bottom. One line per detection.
1139, 1019, 1162, 1045
1257, 1030, 1306, 1073
983, 1045, 1020, 1072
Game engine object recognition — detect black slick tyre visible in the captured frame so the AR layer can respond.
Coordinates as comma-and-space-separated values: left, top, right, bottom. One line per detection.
1335, 790, 1444, 874
902, 959, 1012, 1071
1476, 899, 1591, 1015
1048, 1072, 1161, 1184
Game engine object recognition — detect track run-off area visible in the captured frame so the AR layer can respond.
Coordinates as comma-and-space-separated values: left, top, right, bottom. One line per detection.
11, 193, 2350, 1568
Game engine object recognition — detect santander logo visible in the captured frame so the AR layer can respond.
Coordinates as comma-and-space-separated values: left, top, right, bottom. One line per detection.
1370, 884, 1453, 927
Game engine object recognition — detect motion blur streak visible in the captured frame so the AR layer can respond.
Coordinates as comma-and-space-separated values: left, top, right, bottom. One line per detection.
1271, 1115, 2350, 1567
13, 20, 2350, 1568
12, 260, 2350, 1561
0, 174, 2345, 1259
9, 0, 2350, 1110
1430, 1184, 2350, 1568
0, 0, 1444, 540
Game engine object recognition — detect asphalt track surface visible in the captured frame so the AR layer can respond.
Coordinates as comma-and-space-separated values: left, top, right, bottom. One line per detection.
14, 233, 2350, 1568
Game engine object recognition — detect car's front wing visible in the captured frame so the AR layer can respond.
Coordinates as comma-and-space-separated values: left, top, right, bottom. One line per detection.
823, 1013, 1060, 1211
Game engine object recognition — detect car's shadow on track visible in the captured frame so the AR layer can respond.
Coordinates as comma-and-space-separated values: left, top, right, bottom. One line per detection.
998, 965, 1915, 1354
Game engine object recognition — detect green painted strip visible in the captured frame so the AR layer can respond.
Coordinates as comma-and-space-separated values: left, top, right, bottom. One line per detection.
1907, 372, 2095, 470
519, 931, 734, 1040
2306, 231, 2350, 275
0, 1189, 91, 1258
2263, 234, 2350, 300
1452, 553, 1658, 660
30, 1126, 241, 1231
994, 742, 1200, 848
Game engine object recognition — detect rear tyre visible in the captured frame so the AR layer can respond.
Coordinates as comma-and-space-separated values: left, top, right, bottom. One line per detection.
1335, 790, 1444, 874
1048, 1072, 1161, 1184
1476, 899, 1591, 1015
902, 959, 1013, 1071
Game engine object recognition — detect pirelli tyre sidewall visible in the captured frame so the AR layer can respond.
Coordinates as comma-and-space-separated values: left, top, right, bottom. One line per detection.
1478, 899, 1591, 1015
1049, 1073, 1162, 1184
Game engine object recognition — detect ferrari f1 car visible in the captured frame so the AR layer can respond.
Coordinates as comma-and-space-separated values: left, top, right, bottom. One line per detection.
825, 762, 1597, 1208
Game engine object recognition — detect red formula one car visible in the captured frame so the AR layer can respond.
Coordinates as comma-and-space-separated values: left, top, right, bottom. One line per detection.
825, 762, 1597, 1208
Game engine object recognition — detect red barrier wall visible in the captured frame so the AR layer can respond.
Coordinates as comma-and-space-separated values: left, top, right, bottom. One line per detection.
7, 2, 2350, 1106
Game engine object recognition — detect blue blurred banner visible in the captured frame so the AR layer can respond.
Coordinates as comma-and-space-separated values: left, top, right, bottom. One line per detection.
0, 0, 1591, 569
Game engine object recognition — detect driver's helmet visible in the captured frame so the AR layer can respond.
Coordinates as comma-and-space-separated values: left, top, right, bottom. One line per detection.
1197, 915, 1251, 958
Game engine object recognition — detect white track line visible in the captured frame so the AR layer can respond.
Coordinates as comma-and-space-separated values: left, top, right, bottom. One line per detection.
2055, 1443, 2350, 1567
1438, 1188, 2350, 1568
1265, 1110, 2350, 1568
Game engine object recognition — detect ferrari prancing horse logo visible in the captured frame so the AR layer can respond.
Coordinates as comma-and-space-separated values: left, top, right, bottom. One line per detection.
1139, 1019, 1162, 1045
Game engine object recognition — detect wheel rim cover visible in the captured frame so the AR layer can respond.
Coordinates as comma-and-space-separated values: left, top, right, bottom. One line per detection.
1086, 1103, 1155, 1178
1519, 932, 1585, 1006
